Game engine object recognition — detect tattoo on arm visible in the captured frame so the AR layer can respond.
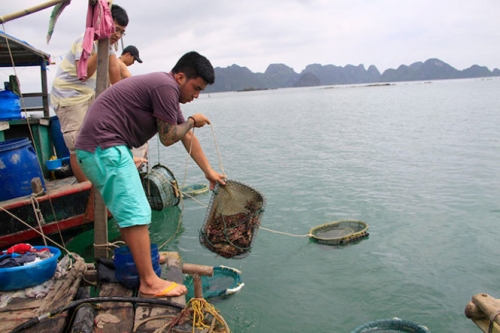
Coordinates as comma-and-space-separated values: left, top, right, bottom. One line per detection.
157, 118, 193, 146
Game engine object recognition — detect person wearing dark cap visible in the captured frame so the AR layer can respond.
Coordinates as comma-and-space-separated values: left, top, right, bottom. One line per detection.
118, 45, 142, 79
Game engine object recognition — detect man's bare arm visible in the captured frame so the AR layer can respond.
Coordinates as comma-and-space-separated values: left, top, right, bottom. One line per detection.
156, 118, 194, 146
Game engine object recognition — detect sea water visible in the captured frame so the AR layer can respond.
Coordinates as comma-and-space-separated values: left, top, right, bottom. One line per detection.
72, 77, 500, 332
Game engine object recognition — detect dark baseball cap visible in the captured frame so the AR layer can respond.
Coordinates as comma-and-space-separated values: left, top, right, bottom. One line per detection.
122, 45, 142, 63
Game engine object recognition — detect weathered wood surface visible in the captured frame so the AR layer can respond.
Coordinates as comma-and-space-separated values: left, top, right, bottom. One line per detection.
93, 283, 134, 333
1, 259, 85, 332
1, 252, 228, 332
134, 251, 190, 333
465, 293, 500, 333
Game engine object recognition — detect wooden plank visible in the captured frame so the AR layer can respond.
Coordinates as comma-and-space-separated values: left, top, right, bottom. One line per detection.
1, 259, 85, 332
94, 283, 134, 333
472, 318, 500, 333
134, 252, 188, 333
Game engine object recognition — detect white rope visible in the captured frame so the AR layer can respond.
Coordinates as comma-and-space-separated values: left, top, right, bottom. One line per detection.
259, 226, 310, 238
209, 123, 226, 177
30, 195, 49, 246
0, 205, 69, 252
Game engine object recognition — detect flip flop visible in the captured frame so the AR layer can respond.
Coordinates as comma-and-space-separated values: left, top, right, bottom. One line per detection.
139, 283, 185, 298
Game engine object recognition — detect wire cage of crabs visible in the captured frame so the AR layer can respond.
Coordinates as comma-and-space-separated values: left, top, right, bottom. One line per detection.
199, 179, 266, 259
141, 164, 180, 211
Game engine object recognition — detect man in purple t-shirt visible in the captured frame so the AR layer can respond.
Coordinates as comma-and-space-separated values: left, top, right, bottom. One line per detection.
75, 51, 225, 298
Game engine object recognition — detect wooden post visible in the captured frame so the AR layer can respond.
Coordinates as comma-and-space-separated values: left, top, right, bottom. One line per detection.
182, 263, 214, 299
93, 38, 110, 259
40, 62, 49, 118
0, 0, 70, 24
465, 293, 500, 326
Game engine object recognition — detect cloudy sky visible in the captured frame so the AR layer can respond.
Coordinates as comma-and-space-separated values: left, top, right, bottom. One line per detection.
1, 0, 499, 91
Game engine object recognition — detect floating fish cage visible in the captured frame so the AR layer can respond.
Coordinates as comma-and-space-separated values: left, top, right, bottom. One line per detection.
180, 183, 209, 198
141, 164, 180, 211
351, 318, 430, 333
309, 220, 369, 245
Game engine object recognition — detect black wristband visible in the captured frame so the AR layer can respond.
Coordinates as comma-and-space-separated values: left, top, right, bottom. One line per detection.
188, 116, 196, 127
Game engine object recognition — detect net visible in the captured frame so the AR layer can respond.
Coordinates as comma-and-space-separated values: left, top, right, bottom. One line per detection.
184, 265, 244, 300
309, 220, 369, 245
199, 179, 266, 259
180, 183, 209, 198
141, 164, 180, 211
350, 318, 430, 333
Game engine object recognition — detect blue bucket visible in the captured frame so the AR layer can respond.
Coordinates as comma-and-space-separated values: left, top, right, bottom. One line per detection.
50, 116, 70, 158
0, 138, 46, 201
113, 244, 161, 289
0, 246, 61, 291
0, 89, 21, 121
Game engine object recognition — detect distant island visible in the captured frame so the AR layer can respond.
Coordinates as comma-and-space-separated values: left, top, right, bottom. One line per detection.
206, 58, 500, 93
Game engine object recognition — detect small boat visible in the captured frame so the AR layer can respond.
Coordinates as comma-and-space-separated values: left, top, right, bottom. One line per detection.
309, 220, 369, 245
0, 31, 96, 248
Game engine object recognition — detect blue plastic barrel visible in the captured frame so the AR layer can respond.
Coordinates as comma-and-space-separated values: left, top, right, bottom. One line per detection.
113, 244, 161, 289
0, 89, 21, 121
50, 116, 70, 158
0, 138, 46, 201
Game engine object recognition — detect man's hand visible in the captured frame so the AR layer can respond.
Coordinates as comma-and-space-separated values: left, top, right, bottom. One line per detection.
188, 113, 211, 128
133, 157, 147, 169
205, 169, 226, 190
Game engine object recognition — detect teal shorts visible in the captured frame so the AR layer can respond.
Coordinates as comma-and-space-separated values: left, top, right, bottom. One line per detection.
75, 146, 151, 228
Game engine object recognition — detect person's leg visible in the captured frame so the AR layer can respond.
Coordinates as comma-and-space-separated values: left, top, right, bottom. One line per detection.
120, 225, 186, 296
55, 98, 93, 183
77, 146, 186, 297
69, 153, 87, 182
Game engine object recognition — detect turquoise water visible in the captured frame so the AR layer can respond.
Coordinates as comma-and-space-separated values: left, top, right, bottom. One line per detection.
71, 78, 500, 332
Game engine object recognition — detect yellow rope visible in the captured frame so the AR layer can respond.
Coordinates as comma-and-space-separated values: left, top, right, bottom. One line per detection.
187, 298, 230, 332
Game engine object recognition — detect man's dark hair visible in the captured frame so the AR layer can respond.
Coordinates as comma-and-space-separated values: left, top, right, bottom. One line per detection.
110, 4, 129, 27
172, 51, 215, 85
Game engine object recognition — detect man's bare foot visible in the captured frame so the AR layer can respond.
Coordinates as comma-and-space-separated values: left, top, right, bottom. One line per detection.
139, 279, 187, 298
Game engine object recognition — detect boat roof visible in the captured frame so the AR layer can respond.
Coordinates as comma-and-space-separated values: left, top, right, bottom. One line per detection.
0, 30, 50, 67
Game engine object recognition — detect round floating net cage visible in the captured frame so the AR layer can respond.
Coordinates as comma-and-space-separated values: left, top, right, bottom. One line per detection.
309, 220, 369, 245
141, 164, 180, 211
180, 183, 209, 198
184, 265, 244, 301
351, 318, 430, 333
199, 179, 266, 259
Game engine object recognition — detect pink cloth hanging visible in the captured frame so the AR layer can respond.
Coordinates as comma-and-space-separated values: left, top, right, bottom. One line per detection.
77, 0, 114, 81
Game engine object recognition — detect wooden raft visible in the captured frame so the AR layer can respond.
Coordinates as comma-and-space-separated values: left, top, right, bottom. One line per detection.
0, 259, 86, 332
1, 252, 225, 332
465, 293, 500, 333
90, 251, 186, 333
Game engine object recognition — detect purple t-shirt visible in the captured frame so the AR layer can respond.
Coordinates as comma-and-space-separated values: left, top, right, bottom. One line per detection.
75, 72, 185, 152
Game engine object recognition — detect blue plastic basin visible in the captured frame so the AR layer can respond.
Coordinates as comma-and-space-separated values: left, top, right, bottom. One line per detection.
0, 245, 61, 291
